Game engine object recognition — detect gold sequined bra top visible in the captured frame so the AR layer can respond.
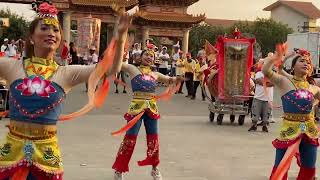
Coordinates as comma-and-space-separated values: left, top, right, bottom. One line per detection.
281, 77, 314, 121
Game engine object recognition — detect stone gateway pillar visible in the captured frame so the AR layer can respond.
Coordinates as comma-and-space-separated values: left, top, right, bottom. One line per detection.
142, 27, 149, 49
182, 29, 190, 54
62, 11, 71, 43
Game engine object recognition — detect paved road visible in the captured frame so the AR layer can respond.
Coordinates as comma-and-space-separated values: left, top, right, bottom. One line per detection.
0, 84, 318, 180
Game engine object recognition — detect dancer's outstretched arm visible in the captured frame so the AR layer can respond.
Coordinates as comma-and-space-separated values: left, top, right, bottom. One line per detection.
153, 72, 184, 84
108, 14, 131, 75
62, 14, 131, 90
0, 57, 19, 83
278, 52, 295, 79
262, 53, 285, 87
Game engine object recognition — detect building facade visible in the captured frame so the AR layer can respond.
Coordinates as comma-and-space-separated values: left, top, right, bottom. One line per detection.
264, 0, 320, 33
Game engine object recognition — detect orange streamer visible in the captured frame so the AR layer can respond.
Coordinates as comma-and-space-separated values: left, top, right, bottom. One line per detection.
59, 39, 117, 121
0, 111, 9, 117
275, 43, 288, 68
94, 78, 110, 108
270, 138, 301, 180
155, 83, 181, 101
12, 167, 29, 180
111, 111, 145, 136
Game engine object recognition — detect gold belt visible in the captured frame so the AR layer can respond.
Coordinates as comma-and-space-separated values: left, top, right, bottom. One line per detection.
283, 113, 314, 122
7, 125, 57, 140
133, 92, 156, 100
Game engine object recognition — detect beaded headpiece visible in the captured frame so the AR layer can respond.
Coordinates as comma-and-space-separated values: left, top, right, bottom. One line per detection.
295, 48, 312, 64
144, 43, 156, 57
145, 49, 155, 58
32, 0, 59, 26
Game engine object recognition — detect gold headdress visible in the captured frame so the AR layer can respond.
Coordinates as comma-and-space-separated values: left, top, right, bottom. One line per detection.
295, 48, 312, 64
32, 0, 59, 26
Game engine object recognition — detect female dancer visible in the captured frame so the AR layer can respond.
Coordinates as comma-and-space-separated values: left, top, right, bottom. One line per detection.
112, 48, 183, 180
264, 49, 320, 180
0, 2, 129, 179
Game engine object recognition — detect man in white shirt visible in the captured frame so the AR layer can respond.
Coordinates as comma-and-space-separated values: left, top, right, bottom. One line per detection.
83, 46, 99, 65
84, 46, 99, 91
0, 38, 9, 57
7, 39, 17, 58
158, 46, 170, 75
248, 67, 274, 132
171, 43, 180, 76
131, 43, 142, 65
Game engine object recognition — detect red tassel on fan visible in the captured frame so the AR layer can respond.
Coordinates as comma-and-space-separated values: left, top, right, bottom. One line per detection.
270, 138, 301, 180
111, 111, 145, 137
12, 167, 29, 180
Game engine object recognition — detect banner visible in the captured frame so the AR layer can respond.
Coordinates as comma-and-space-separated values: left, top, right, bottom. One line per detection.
77, 16, 101, 57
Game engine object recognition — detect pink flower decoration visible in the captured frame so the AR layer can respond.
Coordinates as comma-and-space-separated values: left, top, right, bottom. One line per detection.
38, 2, 58, 16
293, 89, 313, 101
142, 75, 155, 81
16, 76, 56, 98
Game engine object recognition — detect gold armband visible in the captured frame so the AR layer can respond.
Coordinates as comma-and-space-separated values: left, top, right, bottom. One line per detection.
168, 77, 174, 84
264, 70, 274, 79
279, 64, 284, 69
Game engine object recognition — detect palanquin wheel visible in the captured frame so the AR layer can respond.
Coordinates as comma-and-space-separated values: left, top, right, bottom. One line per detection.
238, 115, 245, 125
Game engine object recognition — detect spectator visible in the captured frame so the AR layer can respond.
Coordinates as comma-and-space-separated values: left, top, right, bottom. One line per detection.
115, 49, 129, 94
197, 45, 206, 58
60, 40, 69, 65
192, 55, 207, 100
1, 38, 9, 57
132, 43, 142, 65
158, 46, 170, 75
69, 42, 79, 64
83, 46, 99, 65
16, 39, 25, 60
175, 51, 185, 94
248, 59, 274, 132
83, 46, 99, 91
171, 42, 180, 76
7, 39, 17, 58
184, 53, 196, 97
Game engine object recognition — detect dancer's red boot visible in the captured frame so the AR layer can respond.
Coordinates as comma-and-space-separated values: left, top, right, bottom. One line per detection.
112, 135, 137, 172
137, 134, 160, 167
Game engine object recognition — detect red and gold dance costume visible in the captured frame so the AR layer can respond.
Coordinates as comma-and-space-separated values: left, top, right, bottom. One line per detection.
0, 57, 64, 180
112, 65, 161, 172
270, 78, 319, 180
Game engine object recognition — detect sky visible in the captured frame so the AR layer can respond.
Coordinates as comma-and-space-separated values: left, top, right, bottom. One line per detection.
1, 0, 320, 21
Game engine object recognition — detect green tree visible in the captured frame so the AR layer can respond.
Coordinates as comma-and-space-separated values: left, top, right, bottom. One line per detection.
251, 18, 293, 56
189, 24, 225, 56
0, 8, 30, 42
189, 18, 293, 57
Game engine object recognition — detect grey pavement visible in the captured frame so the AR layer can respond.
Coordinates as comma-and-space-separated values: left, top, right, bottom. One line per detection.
0, 84, 318, 180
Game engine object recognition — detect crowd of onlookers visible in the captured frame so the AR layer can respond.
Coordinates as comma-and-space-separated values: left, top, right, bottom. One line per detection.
0, 38, 25, 60
0, 37, 215, 112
